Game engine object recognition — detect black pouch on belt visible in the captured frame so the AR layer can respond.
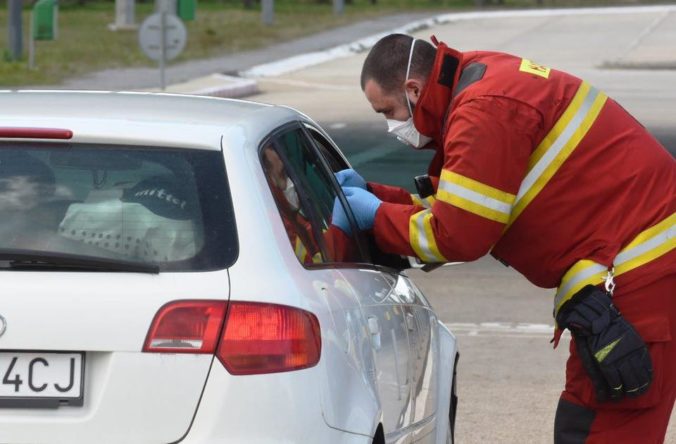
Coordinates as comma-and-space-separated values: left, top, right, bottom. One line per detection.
555, 285, 653, 402
414, 175, 435, 199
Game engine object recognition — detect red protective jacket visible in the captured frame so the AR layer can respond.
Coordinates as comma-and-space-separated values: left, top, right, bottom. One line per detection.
270, 183, 356, 264
371, 41, 675, 311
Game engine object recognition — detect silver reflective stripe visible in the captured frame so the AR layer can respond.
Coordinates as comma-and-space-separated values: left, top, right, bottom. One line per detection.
515, 87, 600, 205
614, 224, 675, 265
438, 180, 512, 215
554, 222, 675, 311
554, 262, 606, 310
413, 210, 438, 262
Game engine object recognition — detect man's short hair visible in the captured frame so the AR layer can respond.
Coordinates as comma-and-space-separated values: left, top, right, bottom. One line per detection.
360, 34, 436, 93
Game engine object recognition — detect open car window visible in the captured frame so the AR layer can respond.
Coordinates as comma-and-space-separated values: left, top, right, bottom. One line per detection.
304, 125, 349, 173
304, 123, 412, 272
0, 143, 237, 272
260, 126, 366, 266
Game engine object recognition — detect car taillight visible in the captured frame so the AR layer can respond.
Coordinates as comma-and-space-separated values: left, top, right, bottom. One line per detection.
216, 302, 321, 375
143, 300, 227, 354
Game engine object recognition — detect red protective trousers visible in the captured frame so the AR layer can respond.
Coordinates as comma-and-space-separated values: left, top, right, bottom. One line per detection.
556, 269, 675, 443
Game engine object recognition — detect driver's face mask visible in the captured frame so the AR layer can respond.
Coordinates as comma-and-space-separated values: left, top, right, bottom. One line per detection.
283, 177, 300, 211
386, 38, 433, 150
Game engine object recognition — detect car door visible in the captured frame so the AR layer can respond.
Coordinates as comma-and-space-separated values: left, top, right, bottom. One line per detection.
307, 124, 445, 443
399, 278, 439, 443
258, 124, 382, 437
304, 124, 419, 443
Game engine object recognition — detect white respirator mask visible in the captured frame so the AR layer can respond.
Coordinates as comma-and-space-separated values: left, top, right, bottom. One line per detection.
283, 177, 300, 211
386, 39, 433, 150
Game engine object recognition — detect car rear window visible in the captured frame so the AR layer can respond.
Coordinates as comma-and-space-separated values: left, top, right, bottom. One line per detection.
0, 142, 237, 271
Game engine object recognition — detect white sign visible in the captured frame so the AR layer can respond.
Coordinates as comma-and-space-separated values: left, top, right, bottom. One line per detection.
138, 12, 186, 62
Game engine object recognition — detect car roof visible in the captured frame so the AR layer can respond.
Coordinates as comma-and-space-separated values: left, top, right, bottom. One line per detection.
0, 90, 300, 150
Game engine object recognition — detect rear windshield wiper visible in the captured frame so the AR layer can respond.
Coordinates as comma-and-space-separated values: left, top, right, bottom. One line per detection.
0, 249, 160, 274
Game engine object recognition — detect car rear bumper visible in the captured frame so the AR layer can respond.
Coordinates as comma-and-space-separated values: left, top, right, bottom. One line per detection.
178, 360, 372, 444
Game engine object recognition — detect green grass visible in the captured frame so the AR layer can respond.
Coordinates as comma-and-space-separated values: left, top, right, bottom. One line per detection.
0, 0, 670, 86
0, 0, 472, 86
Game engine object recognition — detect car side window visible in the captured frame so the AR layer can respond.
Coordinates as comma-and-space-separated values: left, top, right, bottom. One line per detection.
305, 126, 349, 173
260, 126, 366, 265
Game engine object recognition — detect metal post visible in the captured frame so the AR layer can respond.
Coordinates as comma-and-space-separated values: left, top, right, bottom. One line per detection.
332, 0, 344, 16
117, 0, 134, 28
110, 0, 136, 31
29, 12, 35, 69
54, 1, 59, 40
8, 0, 23, 61
261, 0, 274, 25
156, 0, 177, 15
159, 11, 166, 90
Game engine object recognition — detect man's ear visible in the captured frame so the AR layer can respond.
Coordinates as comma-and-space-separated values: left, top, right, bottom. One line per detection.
404, 78, 424, 104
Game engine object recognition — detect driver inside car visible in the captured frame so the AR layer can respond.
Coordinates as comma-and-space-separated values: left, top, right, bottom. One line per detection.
261, 145, 358, 264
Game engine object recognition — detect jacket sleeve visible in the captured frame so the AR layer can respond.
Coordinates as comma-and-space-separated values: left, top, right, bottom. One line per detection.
367, 182, 414, 205
373, 96, 542, 262
368, 179, 439, 208
324, 225, 359, 263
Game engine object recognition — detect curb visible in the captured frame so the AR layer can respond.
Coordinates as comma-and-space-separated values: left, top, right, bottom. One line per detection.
151, 74, 258, 98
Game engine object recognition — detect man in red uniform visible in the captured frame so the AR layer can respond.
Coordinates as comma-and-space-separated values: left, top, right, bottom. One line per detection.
337, 33, 675, 443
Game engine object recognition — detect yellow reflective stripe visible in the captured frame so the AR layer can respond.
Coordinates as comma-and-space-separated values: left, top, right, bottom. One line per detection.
621, 213, 675, 252
509, 82, 608, 228
411, 194, 437, 209
437, 170, 515, 224
555, 260, 607, 315
441, 170, 515, 204
554, 213, 676, 315
614, 213, 676, 276
294, 237, 308, 262
311, 252, 323, 264
529, 82, 592, 170
423, 195, 437, 207
594, 337, 622, 363
409, 209, 448, 263
438, 192, 511, 223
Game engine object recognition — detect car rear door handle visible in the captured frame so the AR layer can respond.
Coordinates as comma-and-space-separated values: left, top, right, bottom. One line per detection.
406, 312, 416, 331
367, 316, 381, 351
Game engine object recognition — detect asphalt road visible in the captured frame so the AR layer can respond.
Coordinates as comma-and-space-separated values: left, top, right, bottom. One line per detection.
245, 7, 676, 443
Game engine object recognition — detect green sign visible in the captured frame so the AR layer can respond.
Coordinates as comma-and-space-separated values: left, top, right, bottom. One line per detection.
177, 0, 196, 21
33, 0, 56, 41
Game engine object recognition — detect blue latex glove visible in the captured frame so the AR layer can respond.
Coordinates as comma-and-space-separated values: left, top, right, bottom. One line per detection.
335, 169, 367, 190
331, 197, 351, 235
343, 186, 382, 231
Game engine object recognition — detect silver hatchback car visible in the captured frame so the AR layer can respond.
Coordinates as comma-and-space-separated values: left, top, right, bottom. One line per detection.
0, 91, 458, 444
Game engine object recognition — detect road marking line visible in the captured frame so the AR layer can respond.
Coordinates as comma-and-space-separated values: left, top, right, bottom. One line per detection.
259, 78, 356, 91
624, 10, 672, 54
445, 322, 569, 338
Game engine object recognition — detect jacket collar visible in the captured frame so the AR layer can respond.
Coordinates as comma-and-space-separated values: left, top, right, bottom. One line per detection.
412, 40, 463, 142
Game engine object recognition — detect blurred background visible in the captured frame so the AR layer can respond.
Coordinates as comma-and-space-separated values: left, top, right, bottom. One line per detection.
1, 0, 673, 86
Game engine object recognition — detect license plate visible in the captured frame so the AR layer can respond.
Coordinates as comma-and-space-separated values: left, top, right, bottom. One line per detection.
0, 352, 84, 408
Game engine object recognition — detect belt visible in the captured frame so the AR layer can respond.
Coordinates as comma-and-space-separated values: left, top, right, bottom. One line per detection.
554, 212, 675, 316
